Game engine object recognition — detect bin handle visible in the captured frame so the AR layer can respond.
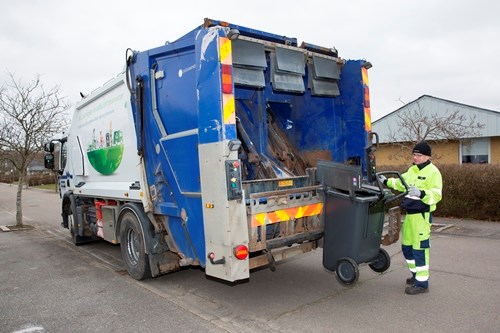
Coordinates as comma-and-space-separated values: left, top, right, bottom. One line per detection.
375, 171, 409, 204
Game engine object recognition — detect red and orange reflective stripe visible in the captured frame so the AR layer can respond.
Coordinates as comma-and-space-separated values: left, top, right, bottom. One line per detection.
362, 67, 371, 132
251, 203, 323, 227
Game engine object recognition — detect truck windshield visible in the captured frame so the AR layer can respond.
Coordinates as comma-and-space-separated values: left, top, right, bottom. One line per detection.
60, 140, 68, 170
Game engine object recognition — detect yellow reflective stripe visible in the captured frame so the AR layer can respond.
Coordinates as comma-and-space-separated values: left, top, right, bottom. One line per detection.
362, 67, 371, 131
295, 205, 306, 219
296, 203, 322, 218
364, 107, 371, 132
275, 209, 290, 221
252, 213, 266, 226
362, 67, 369, 85
311, 203, 323, 215
223, 94, 235, 124
219, 37, 232, 65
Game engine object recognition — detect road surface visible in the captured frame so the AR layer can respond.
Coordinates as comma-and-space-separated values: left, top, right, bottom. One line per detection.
1, 183, 499, 332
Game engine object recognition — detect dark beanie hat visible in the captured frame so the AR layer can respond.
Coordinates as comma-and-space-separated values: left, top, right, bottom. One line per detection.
413, 141, 431, 156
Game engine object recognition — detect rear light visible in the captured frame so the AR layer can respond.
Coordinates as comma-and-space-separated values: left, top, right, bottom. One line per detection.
233, 245, 249, 260
364, 86, 370, 108
221, 64, 233, 94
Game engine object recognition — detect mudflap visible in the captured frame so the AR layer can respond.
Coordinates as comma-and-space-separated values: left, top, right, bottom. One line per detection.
381, 206, 402, 246
149, 251, 181, 277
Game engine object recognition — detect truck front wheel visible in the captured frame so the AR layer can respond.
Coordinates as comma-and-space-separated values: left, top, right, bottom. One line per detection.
119, 212, 151, 280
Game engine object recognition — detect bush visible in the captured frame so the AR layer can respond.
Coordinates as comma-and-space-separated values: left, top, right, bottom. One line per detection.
0, 172, 56, 187
27, 173, 58, 187
379, 164, 500, 221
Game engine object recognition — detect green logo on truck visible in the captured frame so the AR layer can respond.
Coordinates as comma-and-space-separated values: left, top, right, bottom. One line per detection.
87, 123, 124, 175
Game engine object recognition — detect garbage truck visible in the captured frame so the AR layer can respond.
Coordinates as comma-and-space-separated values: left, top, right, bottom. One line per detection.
44, 18, 400, 283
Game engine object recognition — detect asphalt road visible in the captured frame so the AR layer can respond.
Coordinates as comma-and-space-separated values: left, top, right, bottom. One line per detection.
1, 183, 499, 333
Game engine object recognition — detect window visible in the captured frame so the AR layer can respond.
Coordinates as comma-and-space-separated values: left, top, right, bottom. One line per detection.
461, 138, 489, 164
61, 141, 68, 169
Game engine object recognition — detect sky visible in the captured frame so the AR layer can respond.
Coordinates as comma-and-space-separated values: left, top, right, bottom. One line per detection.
1, 0, 499, 121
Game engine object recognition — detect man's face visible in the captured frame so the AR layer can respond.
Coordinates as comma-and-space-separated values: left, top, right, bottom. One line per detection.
412, 153, 430, 164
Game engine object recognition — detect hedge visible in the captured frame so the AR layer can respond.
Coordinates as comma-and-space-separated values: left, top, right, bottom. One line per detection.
379, 163, 500, 221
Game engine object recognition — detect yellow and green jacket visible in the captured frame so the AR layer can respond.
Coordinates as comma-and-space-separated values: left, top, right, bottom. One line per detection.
386, 161, 443, 213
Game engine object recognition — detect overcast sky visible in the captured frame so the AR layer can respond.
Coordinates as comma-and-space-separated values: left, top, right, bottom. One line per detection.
1, 0, 499, 120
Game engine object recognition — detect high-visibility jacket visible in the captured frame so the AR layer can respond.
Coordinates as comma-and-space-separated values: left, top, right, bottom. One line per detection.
386, 162, 443, 213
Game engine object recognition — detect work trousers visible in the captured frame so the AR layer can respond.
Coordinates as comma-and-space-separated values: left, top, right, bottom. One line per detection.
402, 212, 431, 288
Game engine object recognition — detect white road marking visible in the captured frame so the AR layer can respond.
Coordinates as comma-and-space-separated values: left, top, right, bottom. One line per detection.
12, 325, 45, 333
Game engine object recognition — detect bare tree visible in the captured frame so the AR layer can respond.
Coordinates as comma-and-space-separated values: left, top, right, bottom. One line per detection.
0, 73, 70, 227
387, 99, 484, 160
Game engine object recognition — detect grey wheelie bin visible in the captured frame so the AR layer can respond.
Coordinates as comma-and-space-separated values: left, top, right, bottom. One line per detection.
317, 161, 406, 286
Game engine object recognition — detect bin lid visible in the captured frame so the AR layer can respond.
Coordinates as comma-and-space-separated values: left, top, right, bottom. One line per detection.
327, 188, 380, 202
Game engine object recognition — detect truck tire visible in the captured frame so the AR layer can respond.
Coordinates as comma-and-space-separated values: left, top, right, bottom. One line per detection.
119, 211, 151, 280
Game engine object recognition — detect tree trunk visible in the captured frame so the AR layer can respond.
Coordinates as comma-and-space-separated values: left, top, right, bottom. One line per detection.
16, 174, 24, 227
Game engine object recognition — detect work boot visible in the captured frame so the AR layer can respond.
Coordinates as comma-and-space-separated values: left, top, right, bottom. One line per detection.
406, 276, 415, 285
405, 286, 429, 295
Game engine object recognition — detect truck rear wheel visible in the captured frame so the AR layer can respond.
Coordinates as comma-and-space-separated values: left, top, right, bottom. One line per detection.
119, 211, 151, 280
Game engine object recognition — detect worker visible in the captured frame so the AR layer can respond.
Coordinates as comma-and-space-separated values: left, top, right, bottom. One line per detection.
379, 141, 442, 295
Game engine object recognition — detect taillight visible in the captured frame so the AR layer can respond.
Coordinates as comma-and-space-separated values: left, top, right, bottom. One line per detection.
364, 86, 370, 108
221, 64, 233, 94
233, 245, 248, 260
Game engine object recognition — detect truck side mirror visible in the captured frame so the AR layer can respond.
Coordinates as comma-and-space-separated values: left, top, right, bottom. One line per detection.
44, 142, 55, 153
44, 154, 55, 169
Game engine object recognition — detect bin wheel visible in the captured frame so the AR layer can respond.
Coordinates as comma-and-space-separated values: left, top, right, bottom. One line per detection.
369, 248, 391, 273
335, 257, 359, 286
